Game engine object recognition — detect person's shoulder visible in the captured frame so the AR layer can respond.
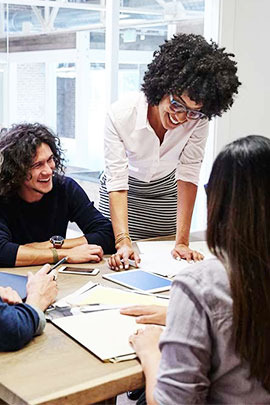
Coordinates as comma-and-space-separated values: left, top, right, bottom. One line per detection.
0, 194, 17, 212
174, 257, 226, 282
174, 257, 232, 314
52, 175, 83, 198
110, 91, 145, 120
54, 175, 79, 190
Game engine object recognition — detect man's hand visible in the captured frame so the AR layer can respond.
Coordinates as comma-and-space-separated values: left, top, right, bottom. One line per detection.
0, 286, 22, 305
108, 243, 140, 271
26, 264, 58, 311
171, 243, 204, 262
120, 305, 167, 326
66, 244, 103, 263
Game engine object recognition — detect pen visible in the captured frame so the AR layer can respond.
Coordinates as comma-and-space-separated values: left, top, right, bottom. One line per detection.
48, 257, 68, 273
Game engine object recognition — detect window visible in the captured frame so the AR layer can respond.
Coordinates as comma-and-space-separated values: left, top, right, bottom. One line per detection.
1, 0, 209, 229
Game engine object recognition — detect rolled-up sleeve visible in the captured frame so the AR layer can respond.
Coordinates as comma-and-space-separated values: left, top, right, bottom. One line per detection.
104, 112, 129, 192
176, 118, 209, 186
154, 276, 211, 405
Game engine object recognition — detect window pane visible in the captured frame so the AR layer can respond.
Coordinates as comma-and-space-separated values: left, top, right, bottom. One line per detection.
16, 62, 46, 123
118, 0, 205, 93
57, 63, 76, 139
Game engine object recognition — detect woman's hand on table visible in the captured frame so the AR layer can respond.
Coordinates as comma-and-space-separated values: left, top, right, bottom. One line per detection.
108, 243, 140, 271
121, 305, 167, 326
172, 243, 204, 262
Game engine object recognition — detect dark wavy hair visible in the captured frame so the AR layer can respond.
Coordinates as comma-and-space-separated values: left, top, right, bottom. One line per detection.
207, 135, 270, 392
142, 33, 241, 119
0, 123, 65, 197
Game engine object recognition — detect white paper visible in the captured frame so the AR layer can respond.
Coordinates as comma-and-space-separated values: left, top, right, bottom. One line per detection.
53, 309, 141, 361
54, 280, 97, 308
136, 240, 214, 277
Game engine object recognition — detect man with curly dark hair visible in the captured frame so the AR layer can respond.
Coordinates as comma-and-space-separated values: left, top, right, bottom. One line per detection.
99, 33, 241, 271
0, 123, 114, 267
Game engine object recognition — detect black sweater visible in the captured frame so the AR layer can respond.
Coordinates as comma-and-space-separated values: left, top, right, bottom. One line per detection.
0, 176, 115, 266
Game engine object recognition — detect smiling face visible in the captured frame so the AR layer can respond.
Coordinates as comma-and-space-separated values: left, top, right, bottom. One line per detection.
18, 143, 56, 203
158, 94, 203, 130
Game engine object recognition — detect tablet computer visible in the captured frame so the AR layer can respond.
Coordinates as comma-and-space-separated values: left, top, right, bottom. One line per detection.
0, 272, 27, 300
102, 270, 172, 293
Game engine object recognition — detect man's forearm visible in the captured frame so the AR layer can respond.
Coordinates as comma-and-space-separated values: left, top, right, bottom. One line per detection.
176, 180, 197, 245
24, 236, 88, 250
16, 245, 73, 266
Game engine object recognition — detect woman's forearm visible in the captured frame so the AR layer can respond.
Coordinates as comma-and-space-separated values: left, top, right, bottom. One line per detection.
140, 351, 160, 405
176, 180, 197, 246
109, 190, 130, 242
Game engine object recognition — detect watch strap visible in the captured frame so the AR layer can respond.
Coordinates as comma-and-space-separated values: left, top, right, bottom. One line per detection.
50, 248, 59, 264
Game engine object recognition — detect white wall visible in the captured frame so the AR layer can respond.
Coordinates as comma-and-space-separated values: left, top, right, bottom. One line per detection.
191, 0, 270, 232
215, 0, 270, 153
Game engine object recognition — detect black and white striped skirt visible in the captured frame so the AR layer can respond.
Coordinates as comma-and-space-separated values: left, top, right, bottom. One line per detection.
99, 171, 177, 241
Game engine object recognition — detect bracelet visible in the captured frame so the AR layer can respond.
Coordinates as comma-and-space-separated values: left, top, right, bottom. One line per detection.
115, 233, 132, 246
115, 232, 129, 238
50, 247, 59, 264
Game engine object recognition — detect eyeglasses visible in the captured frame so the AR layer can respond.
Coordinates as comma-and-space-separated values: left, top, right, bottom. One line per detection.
169, 94, 206, 120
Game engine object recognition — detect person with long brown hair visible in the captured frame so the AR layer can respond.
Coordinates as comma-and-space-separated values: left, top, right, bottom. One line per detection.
128, 135, 270, 404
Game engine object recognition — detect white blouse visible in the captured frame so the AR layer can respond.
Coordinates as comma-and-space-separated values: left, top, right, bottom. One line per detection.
104, 91, 209, 192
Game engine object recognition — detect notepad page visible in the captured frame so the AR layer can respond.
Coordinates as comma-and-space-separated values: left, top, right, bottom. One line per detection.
136, 240, 214, 277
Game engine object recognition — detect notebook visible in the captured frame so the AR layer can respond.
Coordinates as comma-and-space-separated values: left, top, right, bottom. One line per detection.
0, 272, 27, 300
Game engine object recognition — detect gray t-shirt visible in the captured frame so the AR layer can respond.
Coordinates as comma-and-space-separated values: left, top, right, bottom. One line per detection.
154, 257, 270, 404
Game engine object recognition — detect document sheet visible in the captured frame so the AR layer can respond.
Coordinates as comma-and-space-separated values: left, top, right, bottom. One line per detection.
77, 285, 169, 306
136, 240, 214, 277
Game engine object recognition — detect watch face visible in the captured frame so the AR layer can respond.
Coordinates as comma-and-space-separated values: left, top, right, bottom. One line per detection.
50, 235, 64, 248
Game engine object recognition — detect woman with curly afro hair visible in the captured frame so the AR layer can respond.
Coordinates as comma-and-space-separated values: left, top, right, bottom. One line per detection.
99, 33, 241, 271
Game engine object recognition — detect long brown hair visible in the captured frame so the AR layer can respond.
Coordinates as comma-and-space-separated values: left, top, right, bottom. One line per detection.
207, 135, 270, 391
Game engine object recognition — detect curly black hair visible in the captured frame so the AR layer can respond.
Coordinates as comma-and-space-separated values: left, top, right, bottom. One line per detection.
142, 33, 241, 119
0, 123, 65, 197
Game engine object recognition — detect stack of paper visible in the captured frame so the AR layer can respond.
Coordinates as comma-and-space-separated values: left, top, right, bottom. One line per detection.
136, 240, 214, 277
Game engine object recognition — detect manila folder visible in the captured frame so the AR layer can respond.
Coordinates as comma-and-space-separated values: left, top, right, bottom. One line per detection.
52, 309, 139, 362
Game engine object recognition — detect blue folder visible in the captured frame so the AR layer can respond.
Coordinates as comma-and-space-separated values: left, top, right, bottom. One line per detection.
0, 272, 27, 300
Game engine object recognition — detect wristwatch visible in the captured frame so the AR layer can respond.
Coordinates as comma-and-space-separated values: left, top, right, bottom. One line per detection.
50, 235, 64, 249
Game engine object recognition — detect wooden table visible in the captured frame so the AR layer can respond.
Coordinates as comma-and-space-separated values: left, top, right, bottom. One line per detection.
0, 232, 205, 405
0, 260, 145, 405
